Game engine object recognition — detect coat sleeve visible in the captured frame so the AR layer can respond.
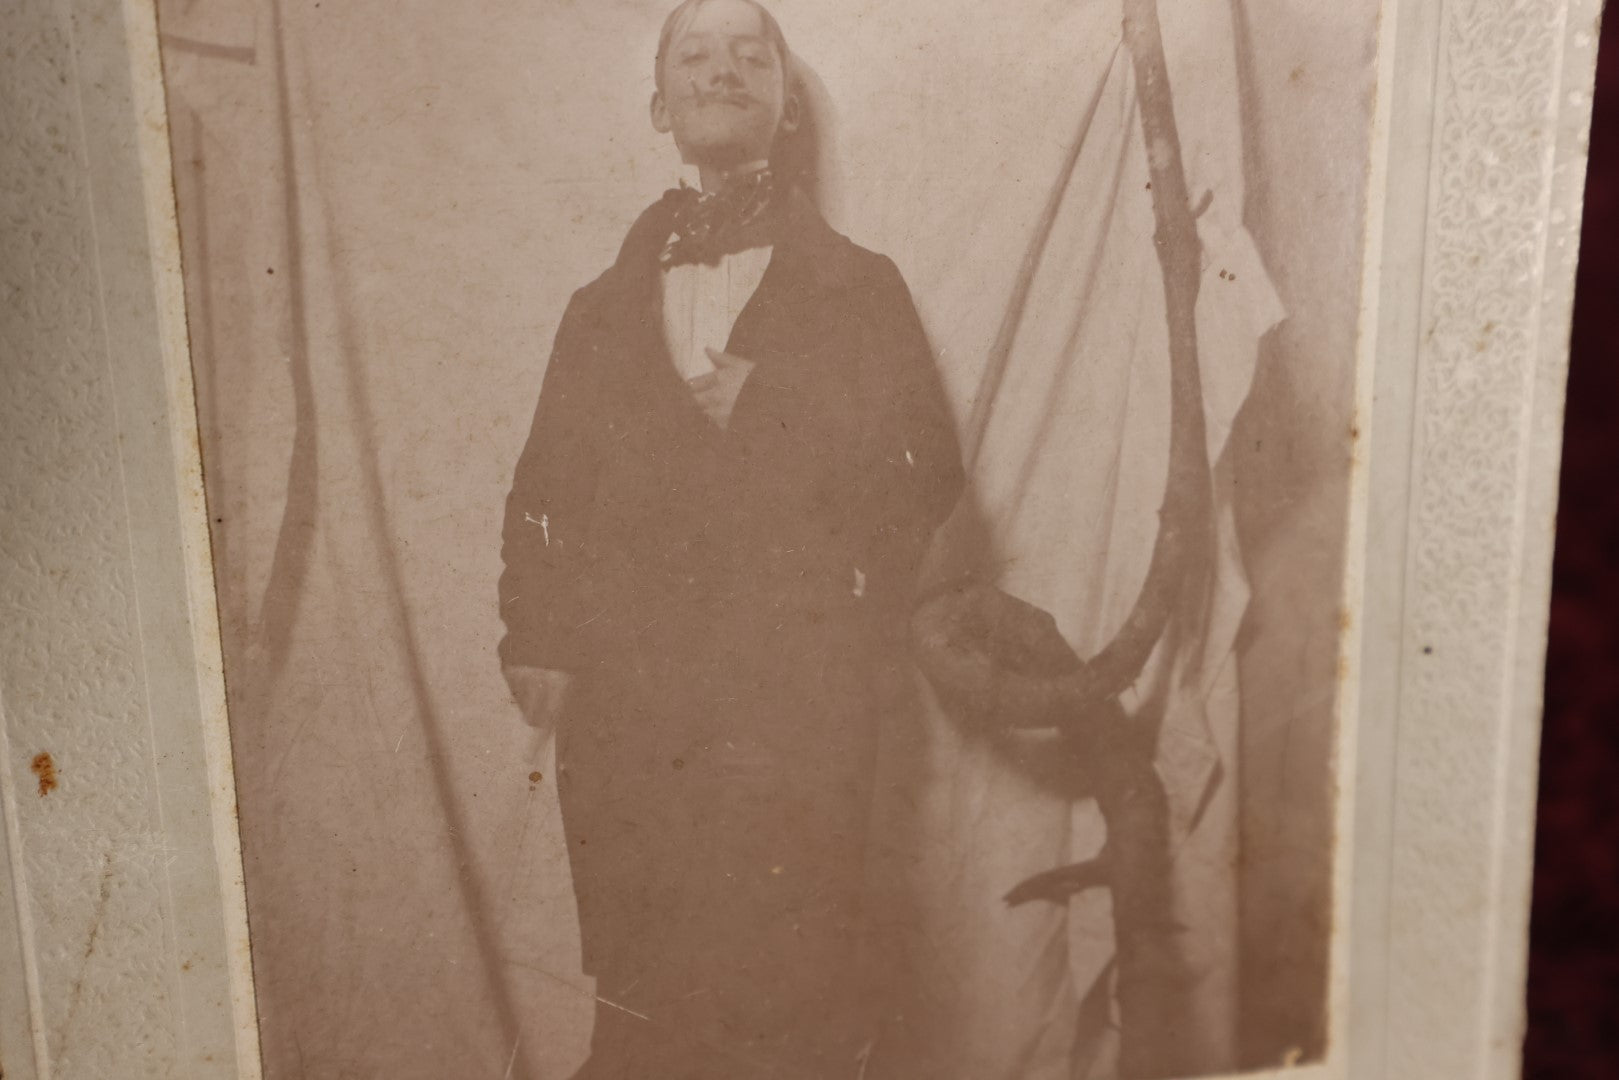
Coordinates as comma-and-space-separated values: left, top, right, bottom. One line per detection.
497, 291, 607, 671
850, 255, 966, 605
723, 248, 965, 612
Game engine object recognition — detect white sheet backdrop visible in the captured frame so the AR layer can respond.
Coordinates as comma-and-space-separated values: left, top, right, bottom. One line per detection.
157, 0, 1376, 1076
839, 4, 1282, 1075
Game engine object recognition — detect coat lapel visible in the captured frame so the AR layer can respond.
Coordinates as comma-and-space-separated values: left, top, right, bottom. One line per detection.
592, 186, 855, 419
727, 188, 854, 362
597, 194, 714, 427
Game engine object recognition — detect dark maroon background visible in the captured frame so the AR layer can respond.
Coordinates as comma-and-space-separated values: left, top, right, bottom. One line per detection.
1523, 9, 1618, 1080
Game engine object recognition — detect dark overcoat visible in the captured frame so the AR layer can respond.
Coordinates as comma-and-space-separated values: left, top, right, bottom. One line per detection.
498, 187, 963, 1078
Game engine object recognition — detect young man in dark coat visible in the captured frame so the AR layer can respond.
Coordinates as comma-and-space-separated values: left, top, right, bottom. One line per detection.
497, 1, 964, 1075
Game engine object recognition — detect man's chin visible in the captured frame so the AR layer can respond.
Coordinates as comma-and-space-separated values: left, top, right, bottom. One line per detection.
678, 137, 773, 171
674, 122, 773, 163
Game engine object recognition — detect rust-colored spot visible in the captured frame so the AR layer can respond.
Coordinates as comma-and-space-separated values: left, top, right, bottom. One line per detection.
1338, 608, 1353, 633
528, 771, 542, 784
181, 961, 193, 972
31, 753, 56, 797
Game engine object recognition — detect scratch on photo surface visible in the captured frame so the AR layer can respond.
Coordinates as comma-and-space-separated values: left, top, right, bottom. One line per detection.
508, 768, 557, 887
502, 955, 783, 1072
503, 955, 648, 1019
596, 996, 652, 1022
56, 854, 115, 1053
502, 1037, 521, 1080
265, 701, 322, 794
856, 1035, 876, 1080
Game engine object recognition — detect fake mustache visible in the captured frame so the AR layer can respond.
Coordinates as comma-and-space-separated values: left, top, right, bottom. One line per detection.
693, 91, 759, 109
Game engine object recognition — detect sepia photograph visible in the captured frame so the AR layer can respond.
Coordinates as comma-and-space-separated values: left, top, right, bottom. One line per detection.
152, 0, 1380, 1076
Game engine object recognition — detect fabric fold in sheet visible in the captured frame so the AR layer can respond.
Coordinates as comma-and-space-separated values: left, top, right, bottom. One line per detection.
825, 1, 1283, 1075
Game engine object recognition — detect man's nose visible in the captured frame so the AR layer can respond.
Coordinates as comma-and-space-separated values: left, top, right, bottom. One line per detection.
704, 51, 743, 88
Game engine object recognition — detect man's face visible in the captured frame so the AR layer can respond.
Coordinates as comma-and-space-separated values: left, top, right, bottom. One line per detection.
652, 0, 795, 170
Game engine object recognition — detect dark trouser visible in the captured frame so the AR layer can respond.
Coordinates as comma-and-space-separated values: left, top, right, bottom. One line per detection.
557, 643, 889, 1080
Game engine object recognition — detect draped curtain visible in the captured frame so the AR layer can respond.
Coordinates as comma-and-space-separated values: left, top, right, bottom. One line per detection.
157, 0, 1373, 1075
822, 7, 1280, 1076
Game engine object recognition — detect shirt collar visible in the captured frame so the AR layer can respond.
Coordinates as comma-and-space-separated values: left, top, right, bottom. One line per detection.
677, 159, 771, 194
616, 185, 848, 294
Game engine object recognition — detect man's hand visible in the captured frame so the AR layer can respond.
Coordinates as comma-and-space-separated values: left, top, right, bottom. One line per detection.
689, 347, 755, 430
503, 665, 574, 735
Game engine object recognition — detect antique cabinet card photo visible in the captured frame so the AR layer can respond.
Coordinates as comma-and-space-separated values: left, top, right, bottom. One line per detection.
0, 0, 1600, 1078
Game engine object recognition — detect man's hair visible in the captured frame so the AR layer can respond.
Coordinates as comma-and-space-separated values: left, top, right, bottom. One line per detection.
654, 0, 795, 96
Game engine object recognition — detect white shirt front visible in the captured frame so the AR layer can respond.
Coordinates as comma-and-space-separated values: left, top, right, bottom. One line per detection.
660, 245, 773, 381
659, 162, 774, 382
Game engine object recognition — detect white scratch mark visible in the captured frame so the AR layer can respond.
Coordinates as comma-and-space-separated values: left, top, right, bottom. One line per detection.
856, 1036, 877, 1080
596, 996, 651, 1022
904, 449, 916, 467
394, 731, 405, 754
852, 568, 867, 598
523, 511, 551, 545
502, 1037, 521, 1080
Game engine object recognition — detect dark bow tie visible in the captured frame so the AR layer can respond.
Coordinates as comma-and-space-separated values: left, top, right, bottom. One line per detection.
659, 168, 778, 268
